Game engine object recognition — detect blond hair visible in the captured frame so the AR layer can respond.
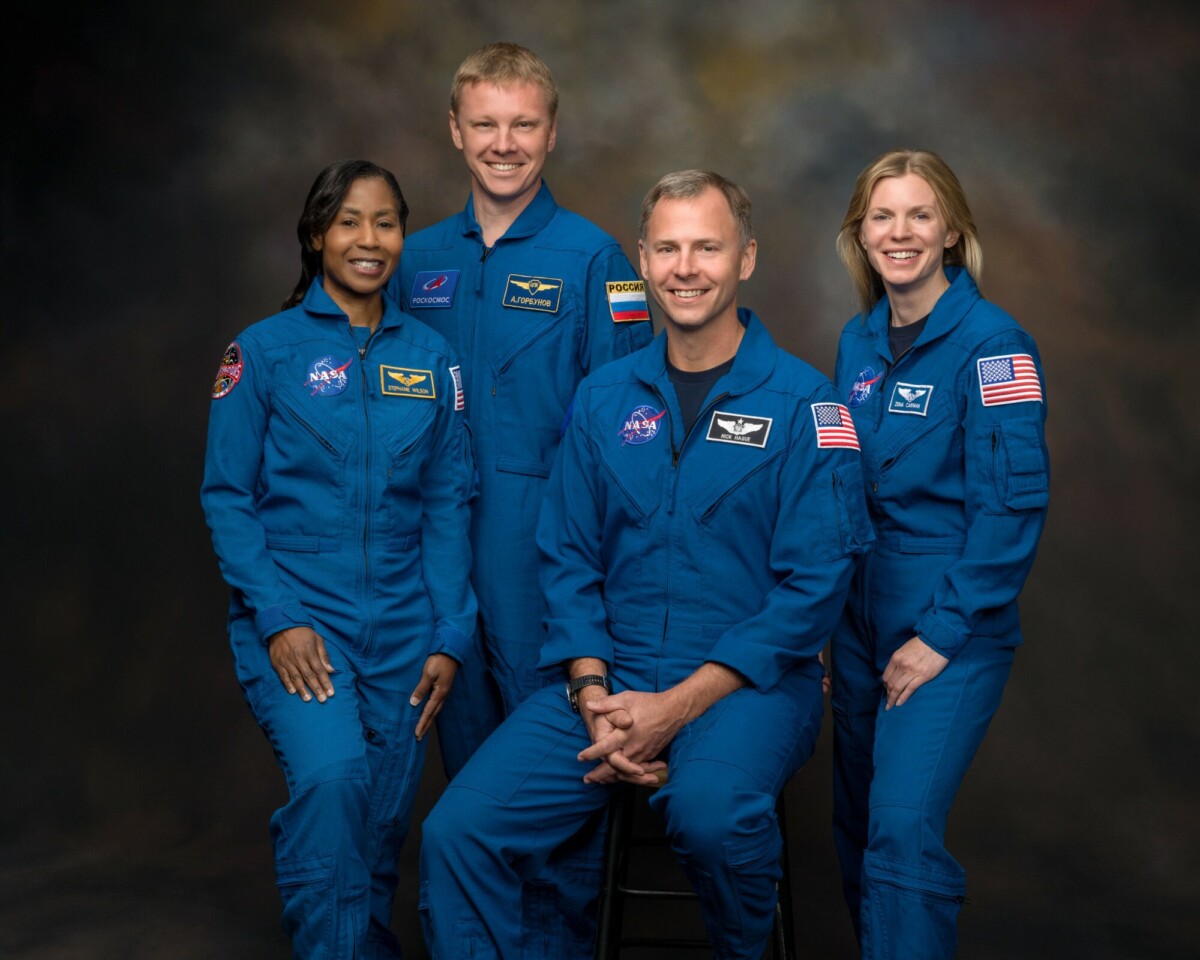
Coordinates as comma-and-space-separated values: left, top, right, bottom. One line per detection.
835, 149, 982, 320
450, 42, 558, 118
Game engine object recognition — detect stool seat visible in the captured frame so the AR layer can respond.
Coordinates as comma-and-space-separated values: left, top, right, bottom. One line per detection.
594, 782, 797, 959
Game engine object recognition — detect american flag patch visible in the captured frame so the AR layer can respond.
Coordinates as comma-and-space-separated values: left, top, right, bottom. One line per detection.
449, 364, 465, 412
812, 403, 860, 450
977, 354, 1042, 406
606, 280, 651, 323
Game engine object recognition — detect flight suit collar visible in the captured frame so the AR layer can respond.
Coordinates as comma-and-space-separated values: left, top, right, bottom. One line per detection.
300, 276, 410, 333
866, 265, 982, 364
459, 180, 558, 243
633, 308, 778, 398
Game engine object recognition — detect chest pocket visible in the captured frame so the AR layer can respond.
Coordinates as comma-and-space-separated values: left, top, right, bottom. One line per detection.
271, 382, 351, 469
491, 305, 569, 379
873, 390, 955, 475
690, 445, 785, 524
378, 394, 439, 472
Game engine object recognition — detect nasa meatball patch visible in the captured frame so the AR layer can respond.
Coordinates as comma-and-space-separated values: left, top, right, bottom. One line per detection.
618, 404, 665, 445
211, 341, 243, 399
305, 356, 353, 397
706, 410, 772, 448
409, 270, 460, 308
888, 382, 934, 416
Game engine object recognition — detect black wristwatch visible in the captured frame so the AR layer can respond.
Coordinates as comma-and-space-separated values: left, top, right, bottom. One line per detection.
566, 674, 612, 712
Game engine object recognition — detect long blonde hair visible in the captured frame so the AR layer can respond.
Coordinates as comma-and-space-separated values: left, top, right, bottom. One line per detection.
835, 149, 982, 320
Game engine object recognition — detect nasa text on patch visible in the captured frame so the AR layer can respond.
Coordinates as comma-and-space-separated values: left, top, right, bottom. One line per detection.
305, 355, 353, 397
618, 404, 665, 445
211, 341, 244, 399
888, 382, 934, 416
706, 410, 772, 448
409, 270, 460, 309
379, 365, 436, 399
848, 365, 882, 408
606, 280, 650, 323
503, 274, 563, 313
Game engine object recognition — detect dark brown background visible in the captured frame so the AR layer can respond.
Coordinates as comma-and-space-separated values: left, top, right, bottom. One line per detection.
3, 1, 1197, 956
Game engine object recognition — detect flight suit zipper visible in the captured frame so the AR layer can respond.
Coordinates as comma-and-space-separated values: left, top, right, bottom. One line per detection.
650, 383, 730, 677
355, 325, 378, 653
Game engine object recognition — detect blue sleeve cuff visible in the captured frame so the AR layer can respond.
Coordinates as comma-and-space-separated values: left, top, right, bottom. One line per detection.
255, 603, 312, 644
431, 625, 473, 665
913, 611, 968, 660
537, 632, 614, 675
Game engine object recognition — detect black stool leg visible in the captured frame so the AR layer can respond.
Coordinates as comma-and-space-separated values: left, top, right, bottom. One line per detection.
772, 794, 797, 960
595, 785, 633, 960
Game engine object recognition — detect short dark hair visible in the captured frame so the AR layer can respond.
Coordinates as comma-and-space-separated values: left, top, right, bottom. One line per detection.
283, 160, 409, 309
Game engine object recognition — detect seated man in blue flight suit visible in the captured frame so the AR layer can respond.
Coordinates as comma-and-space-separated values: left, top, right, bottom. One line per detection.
419, 170, 873, 960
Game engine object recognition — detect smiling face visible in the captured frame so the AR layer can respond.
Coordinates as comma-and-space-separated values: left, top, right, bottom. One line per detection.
449, 80, 557, 213
859, 172, 960, 303
313, 177, 404, 313
639, 185, 757, 336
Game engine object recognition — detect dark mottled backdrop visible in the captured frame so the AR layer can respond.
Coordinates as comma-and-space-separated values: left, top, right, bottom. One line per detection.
3, 1, 1197, 957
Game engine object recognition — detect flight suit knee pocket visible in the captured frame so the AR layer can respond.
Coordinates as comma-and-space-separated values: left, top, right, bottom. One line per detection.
276, 854, 336, 952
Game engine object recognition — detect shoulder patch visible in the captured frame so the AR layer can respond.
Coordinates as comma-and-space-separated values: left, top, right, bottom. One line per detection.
977, 354, 1043, 406
706, 410, 772, 448
380, 365, 436, 399
449, 364, 465, 411
503, 274, 563, 313
812, 402, 860, 450
606, 280, 650, 323
409, 270, 460, 308
211, 341, 243, 399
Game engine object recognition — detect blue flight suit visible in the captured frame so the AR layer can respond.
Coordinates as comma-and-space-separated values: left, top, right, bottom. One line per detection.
201, 279, 476, 959
388, 181, 654, 768
830, 267, 1049, 959
420, 311, 873, 960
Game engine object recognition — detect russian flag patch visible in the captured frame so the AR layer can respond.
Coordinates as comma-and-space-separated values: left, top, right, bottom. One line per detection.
606, 280, 651, 323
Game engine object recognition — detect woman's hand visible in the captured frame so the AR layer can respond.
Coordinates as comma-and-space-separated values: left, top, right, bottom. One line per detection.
268, 626, 336, 703
410, 654, 459, 741
882, 636, 949, 709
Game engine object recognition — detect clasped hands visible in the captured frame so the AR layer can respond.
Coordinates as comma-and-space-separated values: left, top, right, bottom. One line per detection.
575, 687, 682, 786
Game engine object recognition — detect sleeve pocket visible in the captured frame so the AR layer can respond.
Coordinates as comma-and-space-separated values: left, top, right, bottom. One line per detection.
997, 419, 1049, 511
825, 461, 875, 559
